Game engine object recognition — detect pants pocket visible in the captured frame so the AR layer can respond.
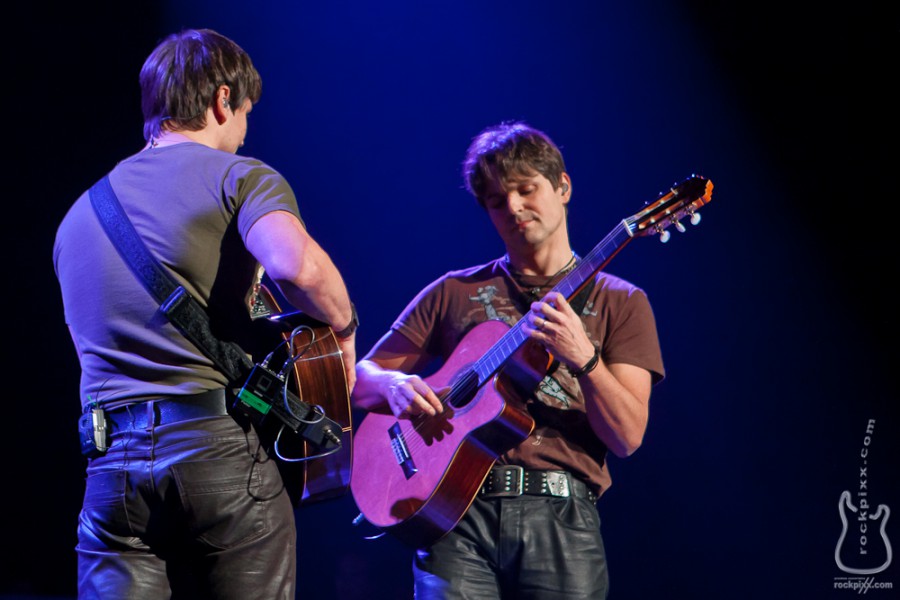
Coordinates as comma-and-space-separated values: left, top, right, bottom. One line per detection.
79, 469, 132, 549
171, 455, 286, 550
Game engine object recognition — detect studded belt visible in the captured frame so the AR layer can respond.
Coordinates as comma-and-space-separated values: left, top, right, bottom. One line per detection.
479, 465, 597, 502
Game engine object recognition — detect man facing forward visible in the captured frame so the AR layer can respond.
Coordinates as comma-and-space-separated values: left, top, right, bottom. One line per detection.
352, 121, 664, 598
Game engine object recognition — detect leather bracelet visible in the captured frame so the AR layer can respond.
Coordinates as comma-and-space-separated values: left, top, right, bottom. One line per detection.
570, 347, 600, 378
334, 303, 359, 339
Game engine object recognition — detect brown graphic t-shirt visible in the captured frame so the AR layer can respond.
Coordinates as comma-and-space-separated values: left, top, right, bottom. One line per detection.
392, 257, 665, 497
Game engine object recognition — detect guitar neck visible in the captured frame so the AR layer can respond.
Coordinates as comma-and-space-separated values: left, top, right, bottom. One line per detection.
460, 173, 714, 391
470, 220, 634, 387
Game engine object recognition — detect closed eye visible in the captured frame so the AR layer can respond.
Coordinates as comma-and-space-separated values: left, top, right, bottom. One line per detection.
484, 195, 504, 209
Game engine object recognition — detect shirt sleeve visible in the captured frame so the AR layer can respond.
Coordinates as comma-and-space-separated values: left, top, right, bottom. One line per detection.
392, 275, 447, 354
602, 286, 665, 384
225, 159, 303, 241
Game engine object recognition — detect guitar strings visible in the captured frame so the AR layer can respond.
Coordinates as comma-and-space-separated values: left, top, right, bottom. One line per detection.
272, 323, 348, 463
395, 253, 584, 456
279, 325, 316, 378
397, 320, 529, 457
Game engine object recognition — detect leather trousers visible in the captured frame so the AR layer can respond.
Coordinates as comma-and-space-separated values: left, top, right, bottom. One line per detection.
76, 408, 296, 599
413, 494, 609, 599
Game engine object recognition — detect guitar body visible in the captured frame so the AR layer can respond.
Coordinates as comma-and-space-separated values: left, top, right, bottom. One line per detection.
247, 285, 353, 506
350, 320, 539, 547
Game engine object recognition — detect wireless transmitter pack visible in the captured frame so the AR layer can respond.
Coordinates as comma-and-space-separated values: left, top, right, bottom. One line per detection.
78, 406, 109, 458
234, 363, 343, 452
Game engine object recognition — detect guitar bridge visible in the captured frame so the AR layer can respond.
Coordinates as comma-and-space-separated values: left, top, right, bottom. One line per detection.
389, 422, 417, 479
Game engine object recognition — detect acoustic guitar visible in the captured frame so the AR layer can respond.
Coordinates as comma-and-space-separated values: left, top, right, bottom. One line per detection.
239, 283, 353, 506
350, 174, 714, 547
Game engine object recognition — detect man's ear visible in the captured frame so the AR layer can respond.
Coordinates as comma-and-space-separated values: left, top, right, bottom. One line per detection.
212, 85, 231, 124
560, 173, 572, 203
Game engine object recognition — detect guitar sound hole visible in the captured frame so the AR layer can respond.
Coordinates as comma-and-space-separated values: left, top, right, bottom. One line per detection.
446, 370, 479, 410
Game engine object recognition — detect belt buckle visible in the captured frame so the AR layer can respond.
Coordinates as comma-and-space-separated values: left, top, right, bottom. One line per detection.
487, 465, 525, 498
545, 471, 571, 498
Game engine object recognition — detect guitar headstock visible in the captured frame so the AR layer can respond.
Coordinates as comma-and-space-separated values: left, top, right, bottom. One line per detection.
627, 174, 714, 242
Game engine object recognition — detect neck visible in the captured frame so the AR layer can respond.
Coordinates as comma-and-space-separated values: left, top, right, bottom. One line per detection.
505, 247, 575, 277
145, 130, 197, 150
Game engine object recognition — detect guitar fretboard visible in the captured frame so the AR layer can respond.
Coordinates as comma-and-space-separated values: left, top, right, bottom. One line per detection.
468, 220, 635, 388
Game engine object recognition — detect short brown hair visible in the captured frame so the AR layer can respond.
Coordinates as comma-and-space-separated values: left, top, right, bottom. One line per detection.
140, 29, 262, 141
462, 121, 567, 206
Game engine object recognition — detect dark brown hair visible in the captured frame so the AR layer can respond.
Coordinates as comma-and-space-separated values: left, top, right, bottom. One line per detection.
140, 28, 262, 141
462, 121, 567, 206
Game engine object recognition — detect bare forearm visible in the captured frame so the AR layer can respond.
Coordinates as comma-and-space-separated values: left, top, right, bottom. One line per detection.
352, 356, 444, 417
246, 211, 354, 331
351, 359, 395, 412
578, 361, 651, 457
246, 210, 357, 391
270, 239, 354, 331
524, 292, 652, 457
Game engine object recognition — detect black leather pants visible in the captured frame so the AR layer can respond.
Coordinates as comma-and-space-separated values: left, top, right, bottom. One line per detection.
76, 409, 296, 599
413, 494, 609, 599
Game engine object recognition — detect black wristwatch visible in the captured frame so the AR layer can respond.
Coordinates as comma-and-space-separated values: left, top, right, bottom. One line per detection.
334, 303, 359, 339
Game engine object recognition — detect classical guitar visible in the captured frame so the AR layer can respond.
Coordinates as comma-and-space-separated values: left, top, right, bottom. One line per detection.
239, 283, 353, 506
350, 174, 714, 547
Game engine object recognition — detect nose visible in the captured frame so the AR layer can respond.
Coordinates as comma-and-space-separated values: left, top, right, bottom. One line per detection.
505, 192, 525, 214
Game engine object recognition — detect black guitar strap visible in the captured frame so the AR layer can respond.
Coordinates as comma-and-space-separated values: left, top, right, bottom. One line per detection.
544, 275, 597, 377
88, 174, 348, 484
568, 275, 596, 317
503, 258, 597, 379
88, 175, 252, 382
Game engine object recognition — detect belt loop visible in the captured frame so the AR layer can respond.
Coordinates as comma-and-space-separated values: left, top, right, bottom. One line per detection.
509, 465, 524, 495
148, 399, 159, 429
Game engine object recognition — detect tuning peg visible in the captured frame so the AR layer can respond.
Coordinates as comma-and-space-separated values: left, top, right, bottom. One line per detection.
674, 219, 686, 233
690, 212, 701, 226
653, 223, 671, 243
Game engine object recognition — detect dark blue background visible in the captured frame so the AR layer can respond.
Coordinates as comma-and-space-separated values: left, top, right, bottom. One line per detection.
7, 1, 897, 598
